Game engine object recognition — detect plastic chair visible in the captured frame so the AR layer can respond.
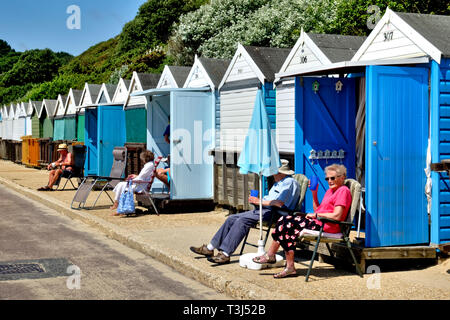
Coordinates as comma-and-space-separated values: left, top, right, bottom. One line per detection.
55, 144, 87, 190
239, 174, 309, 255
71, 147, 127, 209
299, 178, 364, 282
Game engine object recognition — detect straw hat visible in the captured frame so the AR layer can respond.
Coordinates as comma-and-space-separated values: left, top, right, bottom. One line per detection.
57, 143, 68, 151
278, 159, 294, 175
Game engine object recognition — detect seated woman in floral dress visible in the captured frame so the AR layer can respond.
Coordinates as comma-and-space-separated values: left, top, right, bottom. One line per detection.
252, 163, 352, 278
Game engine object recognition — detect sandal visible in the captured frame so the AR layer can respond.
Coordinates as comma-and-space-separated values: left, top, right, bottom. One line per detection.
273, 268, 297, 279
37, 186, 51, 191
252, 253, 276, 264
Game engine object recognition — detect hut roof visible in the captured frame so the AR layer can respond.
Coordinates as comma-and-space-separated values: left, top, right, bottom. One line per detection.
395, 11, 450, 58
198, 57, 231, 88
307, 33, 367, 62
243, 46, 291, 83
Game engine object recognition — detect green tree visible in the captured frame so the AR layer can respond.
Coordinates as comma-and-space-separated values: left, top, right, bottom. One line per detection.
117, 0, 208, 55
327, 0, 450, 36
0, 39, 14, 55
0, 49, 72, 87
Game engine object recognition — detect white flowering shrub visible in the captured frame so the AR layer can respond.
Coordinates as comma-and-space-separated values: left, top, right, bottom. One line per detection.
169, 0, 339, 63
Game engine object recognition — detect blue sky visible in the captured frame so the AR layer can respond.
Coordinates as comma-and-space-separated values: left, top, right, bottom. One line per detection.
0, 0, 147, 56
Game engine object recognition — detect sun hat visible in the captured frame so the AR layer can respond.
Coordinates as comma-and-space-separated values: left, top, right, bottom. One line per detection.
57, 143, 68, 151
278, 159, 295, 175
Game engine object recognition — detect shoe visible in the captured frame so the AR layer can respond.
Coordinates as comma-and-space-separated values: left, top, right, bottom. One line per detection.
273, 268, 297, 279
37, 186, 52, 191
207, 251, 230, 264
190, 244, 214, 257
252, 253, 276, 264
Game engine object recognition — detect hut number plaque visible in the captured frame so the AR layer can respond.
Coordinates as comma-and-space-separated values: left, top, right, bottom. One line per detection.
300, 56, 308, 64
383, 31, 394, 41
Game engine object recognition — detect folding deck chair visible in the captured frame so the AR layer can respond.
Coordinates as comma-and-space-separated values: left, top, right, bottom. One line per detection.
298, 178, 364, 282
133, 156, 163, 215
55, 144, 87, 191
239, 173, 309, 255
71, 147, 127, 209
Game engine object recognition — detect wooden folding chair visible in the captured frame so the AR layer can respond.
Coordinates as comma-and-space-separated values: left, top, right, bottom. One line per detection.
299, 178, 364, 282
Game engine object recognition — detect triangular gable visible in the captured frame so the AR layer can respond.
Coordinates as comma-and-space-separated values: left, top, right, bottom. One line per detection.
184, 55, 214, 89
352, 8, 443, 63
219, 43, 267, 90
30, 101, 43, 118
14, 103, 25, 119
25, 101, 34, 116
19, 102, 28, 118
79, 83, 100, 107
66, 88, 83, 115
277, 29, 332, 79
8, 104, 15, 120
95, 83, 115, 104
1, 105, 7, 119
112, 78, 130, 103
41, 99, 57, 119
55, 94, 67, 117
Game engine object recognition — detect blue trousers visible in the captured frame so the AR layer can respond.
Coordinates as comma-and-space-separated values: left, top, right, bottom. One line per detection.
210, 208, 274, 255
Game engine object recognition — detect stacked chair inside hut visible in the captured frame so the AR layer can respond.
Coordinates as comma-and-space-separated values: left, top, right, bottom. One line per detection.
71, 147, 127, 209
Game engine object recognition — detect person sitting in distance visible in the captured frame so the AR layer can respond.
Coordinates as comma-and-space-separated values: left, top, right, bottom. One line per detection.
37, 143, 73, 191
110, 150, 156, 216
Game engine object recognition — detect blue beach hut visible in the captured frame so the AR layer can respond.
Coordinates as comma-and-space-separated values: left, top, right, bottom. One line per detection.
132, 64, 220, 201
276, 9, 450, 250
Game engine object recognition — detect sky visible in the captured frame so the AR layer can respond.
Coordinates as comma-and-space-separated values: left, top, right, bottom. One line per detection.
0, 0, 148, 56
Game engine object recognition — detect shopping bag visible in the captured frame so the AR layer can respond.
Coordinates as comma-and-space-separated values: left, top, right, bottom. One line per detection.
117, 180, 135, 215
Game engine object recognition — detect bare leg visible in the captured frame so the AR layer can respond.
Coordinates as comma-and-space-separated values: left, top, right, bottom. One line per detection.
47, 169, 62, 189
110, 200, 119, 210
155, 168, 170, 188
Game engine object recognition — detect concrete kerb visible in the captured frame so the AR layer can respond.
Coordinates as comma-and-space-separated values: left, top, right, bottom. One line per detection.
0, 176, 292, 300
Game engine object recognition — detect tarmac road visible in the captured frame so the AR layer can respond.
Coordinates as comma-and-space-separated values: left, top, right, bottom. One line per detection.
0, 184, 227, 300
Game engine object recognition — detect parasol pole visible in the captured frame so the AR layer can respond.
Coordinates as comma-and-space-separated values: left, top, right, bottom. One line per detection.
259, 173, 263, 241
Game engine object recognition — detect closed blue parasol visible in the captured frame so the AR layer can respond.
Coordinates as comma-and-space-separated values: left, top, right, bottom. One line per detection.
238, 89, 280, 177
237, 89, 282, 269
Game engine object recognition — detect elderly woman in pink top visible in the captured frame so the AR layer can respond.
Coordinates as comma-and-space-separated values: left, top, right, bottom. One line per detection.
252, 164, 352, 278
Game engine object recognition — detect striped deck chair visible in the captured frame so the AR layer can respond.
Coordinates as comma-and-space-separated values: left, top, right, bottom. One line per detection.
71, 147, 127, 210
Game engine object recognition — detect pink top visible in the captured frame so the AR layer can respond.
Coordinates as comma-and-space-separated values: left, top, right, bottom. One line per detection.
313, 186, 352, 233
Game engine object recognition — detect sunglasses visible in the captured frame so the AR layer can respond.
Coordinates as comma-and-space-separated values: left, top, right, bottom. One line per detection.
325, 175, 342, 181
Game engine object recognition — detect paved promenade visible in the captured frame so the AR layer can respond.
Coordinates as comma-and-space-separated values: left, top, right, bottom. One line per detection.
0, 159, 449, 300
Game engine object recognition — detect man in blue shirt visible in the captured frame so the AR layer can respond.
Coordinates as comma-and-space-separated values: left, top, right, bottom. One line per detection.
190, 160, 300, 264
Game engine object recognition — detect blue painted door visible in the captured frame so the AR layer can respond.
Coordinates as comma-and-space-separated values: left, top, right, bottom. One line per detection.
85, 108, 98, 175
295, 77, 356, 213
98, 106, 126, 177
366, 65, 429, 247
171, 91, 214, 200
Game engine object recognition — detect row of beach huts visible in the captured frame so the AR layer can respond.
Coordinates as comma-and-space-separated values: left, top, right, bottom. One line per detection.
0, 9, 449, 258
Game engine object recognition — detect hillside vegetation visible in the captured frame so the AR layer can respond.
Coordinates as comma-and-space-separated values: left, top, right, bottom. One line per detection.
1, 0, 449, 106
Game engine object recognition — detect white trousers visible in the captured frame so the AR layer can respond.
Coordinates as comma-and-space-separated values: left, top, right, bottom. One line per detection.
113, 181, 148, 201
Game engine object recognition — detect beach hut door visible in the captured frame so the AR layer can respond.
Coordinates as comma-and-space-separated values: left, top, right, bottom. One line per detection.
295, 77, 356, 213
171, 91, 213, 199
85, 108, 98, 175
365, 65, 429, 247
